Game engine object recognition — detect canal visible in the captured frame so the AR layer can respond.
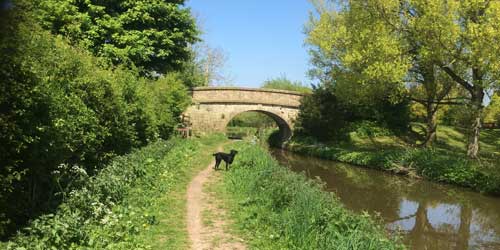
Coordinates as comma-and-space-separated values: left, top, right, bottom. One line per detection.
271, 149, 500, 250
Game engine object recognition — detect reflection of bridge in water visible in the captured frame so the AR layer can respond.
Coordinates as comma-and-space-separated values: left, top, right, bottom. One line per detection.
272, 149, 500, 250
184, 87, 306, 143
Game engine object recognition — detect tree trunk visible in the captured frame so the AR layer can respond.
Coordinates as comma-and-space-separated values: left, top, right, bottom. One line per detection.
467, 71, 484, 159
423, 103, 438, 147
467, 106, 482, 158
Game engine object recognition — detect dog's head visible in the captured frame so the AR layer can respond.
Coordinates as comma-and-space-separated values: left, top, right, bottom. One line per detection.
230, 149, 238, 155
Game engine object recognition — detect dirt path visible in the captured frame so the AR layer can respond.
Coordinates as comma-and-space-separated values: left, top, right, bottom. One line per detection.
186, 146, 246, 250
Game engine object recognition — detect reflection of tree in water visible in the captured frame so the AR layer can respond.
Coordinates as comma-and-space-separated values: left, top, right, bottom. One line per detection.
457, 204, 471, 250
399, 201, 472, 250
271, 149, 500, 250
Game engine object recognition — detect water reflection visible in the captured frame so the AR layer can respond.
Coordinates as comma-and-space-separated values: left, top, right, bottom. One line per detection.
271, 149, 500, 250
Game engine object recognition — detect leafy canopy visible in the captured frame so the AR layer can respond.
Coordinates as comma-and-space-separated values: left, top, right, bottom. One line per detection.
34, 0, 199, 75
261, 76, 311, 93
306, 0, 411, 104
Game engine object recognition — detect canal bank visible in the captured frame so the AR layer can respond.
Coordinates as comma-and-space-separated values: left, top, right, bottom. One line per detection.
283, 139, 500, 195
271, 148, 500, 250
217, 141, 405, 250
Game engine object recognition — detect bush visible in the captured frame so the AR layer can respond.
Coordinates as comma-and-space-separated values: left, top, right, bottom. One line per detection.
295, 84, 410, 142
348, 121, 394, 138
0, 9, 190, 236
295, 85, 353, 141
222, 142, 405, 250
4, 138, 202, 249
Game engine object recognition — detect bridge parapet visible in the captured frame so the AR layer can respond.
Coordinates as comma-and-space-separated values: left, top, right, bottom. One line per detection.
191, 87, 305, 108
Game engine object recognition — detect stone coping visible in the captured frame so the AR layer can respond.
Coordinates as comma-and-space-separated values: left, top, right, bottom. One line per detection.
191, 87, 307, 96
191, 100, 301, 109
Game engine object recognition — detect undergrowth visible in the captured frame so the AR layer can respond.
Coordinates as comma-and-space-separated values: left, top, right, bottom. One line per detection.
221, 141, 405, 250
3, 135, 225, 249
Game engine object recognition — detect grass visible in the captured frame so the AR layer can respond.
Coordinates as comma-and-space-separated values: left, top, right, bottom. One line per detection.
133, 135, 226, 249
2, 134, 227, 250
226, 126, 258, 139
413, 124, 500, 159
286, 124, 500, 195
217, 141, 405, 250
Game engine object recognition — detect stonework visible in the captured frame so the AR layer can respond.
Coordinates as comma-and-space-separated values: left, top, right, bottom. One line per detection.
184, 87, 305, 140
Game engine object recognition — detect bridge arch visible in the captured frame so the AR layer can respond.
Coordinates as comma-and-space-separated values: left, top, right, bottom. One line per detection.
183, 87, 305, 143
224, 109, 292, 142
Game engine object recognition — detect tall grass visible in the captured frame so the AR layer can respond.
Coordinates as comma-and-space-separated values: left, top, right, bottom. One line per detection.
3, 135, 226, 249
221, 142, 405, 250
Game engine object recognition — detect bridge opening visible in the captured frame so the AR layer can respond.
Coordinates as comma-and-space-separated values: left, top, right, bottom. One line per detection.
225, 110, 292, 146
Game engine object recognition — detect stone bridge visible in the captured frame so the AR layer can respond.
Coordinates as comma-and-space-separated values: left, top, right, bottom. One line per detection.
183, 87, 305, 142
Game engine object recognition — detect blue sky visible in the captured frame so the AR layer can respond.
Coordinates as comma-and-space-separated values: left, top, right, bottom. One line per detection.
186, 0, 314, 88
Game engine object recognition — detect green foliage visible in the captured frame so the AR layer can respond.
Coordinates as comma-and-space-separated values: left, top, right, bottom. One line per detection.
226, 127, 258, 140
141, 73, 191, 139
348, 121, 394, 138
228, 112, 275, 128
4, 138, 210, 249
295, 85, 352, 141
221, 142, 405, 250
0, 6, 190, 236
34, 0, 199, 75
306, 0, 410, 104
484, 93, 500, 124
261, 76, 311, 93
296, 85, 410, 142
441, 104, 475, 127
267, 130, 283, 148
306, 0, 500, 157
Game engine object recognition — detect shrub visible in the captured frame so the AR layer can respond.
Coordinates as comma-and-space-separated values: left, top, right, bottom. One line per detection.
0, 9, 190, 236
295, 84, 410, 142
5, 138, 204, 249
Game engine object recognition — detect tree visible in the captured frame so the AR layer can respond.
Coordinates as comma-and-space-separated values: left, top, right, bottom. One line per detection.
261, 76, 311, 93
34, 0, 199, 75
306, 0, 411, 106
380, 0, 500, 157
407, 65, 458, 146
295, 84, 353, 141
307, 0, 500, 157
0, 0, 191, 235
193, 42, 232, 86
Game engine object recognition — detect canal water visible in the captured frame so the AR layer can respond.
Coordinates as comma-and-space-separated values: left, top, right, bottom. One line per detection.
271, 149, 500, 250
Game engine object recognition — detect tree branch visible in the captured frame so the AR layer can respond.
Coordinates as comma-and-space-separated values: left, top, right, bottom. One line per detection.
440, 66, 474, 92
410, 97, 464, 105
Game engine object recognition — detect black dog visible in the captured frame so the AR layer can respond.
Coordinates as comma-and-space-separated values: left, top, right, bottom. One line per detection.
213, 150, 238, 171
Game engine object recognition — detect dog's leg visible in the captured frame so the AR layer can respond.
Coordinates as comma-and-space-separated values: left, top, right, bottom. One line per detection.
214, 158, 221, 170
225, 162, 229, 171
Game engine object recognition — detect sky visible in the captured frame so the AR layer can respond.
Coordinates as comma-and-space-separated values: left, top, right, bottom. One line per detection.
186, 0, 314, 88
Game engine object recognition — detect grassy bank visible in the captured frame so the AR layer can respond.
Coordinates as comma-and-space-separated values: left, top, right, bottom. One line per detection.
217, 141, 404, 250
2, 135, 226, 250
286, 125, 500, 195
